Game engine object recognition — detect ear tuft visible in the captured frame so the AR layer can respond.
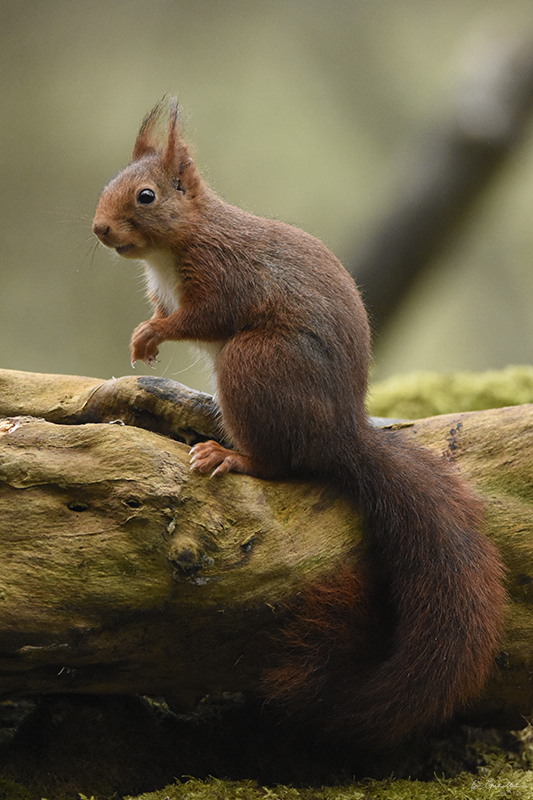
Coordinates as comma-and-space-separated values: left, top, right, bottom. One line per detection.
160, 100, 200, 193
161, 96, 182, 173
131, 97, 200, 193
131, 95, 179, 162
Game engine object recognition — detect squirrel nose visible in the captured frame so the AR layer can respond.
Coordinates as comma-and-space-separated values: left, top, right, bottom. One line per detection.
93, 222, 110, 238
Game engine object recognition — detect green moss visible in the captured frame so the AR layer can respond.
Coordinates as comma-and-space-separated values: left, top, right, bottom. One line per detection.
126, 771, 533, 799
0, 777, 32, 800
368, 365, 533, 419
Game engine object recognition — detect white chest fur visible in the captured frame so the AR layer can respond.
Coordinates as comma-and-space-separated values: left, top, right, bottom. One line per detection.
143, 249, 181, 314
142, 249, 225, 371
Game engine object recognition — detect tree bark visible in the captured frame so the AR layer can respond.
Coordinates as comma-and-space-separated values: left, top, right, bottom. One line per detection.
0, 368, 530, 729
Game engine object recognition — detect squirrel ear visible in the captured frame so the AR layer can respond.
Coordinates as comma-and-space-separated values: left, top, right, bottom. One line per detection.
131, 98, 169, 161
161, 99, 200, 191
161, 98, 189, 175
132, 97, 199, 191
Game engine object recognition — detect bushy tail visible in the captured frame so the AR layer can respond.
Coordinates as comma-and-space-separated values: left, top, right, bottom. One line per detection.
266, 425, 505, 746
336, 426, 505, 743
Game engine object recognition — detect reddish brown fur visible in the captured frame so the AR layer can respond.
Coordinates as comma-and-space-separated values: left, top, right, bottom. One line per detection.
265, 565, 384, 703
93, 99, 506, 746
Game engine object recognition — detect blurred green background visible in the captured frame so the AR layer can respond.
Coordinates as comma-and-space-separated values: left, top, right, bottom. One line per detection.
2, 0, 533, 393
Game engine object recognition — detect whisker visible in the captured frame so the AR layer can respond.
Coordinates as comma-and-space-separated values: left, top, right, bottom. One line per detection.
171, 353, 205, 376
75, 238, 101, 272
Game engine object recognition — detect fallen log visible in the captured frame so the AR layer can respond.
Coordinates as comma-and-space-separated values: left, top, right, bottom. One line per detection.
0, 368, 530, 730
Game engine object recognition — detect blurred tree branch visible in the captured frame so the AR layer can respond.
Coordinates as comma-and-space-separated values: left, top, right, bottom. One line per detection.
351, 35, 533, 337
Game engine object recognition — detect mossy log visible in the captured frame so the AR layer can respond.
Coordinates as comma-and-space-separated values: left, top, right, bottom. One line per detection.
0, 368, 531, 730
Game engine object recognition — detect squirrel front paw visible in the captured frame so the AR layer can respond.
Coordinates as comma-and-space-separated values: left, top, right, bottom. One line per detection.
130, 320, 163, 367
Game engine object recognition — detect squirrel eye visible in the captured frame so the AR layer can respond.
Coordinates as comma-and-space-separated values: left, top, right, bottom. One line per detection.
137, 188, 156, 205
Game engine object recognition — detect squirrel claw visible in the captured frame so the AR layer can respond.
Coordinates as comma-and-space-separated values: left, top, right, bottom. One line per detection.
130, 355, 158, 368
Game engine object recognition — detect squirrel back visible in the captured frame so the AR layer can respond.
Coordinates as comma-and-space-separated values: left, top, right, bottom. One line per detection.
93, 99, 505, 746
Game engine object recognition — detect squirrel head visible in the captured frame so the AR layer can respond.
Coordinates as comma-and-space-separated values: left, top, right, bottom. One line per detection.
93, 97, 202, 258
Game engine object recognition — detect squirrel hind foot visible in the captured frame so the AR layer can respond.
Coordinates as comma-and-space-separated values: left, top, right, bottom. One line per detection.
189, 440, 260, 477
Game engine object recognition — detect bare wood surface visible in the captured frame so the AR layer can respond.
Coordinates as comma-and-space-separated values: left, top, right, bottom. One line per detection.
0, 368, 531, 729
0, 369, 223, 443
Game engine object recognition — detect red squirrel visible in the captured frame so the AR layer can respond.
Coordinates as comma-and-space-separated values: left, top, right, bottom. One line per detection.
93, 98, 505, 746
